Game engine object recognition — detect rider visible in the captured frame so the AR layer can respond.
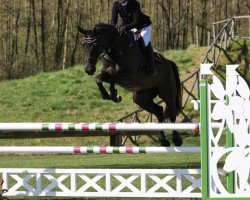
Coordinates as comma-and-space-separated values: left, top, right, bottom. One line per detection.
111, 0, 157, 76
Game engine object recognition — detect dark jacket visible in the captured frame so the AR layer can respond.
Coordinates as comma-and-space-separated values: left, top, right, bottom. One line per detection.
111, 0, 152, 31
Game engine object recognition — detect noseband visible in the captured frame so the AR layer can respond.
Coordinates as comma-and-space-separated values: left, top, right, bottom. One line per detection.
80, 35, 100, 63
80, 28, 122, 64
80, 36, 99, 44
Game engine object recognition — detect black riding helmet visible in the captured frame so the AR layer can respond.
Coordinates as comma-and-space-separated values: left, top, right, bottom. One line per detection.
118, 0, 127, 4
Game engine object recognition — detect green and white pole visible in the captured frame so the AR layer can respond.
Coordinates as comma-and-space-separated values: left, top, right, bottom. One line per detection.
0, 146, 201, 154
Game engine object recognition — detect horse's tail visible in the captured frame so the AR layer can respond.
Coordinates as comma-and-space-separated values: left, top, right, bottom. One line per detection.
170, 60, 182, 116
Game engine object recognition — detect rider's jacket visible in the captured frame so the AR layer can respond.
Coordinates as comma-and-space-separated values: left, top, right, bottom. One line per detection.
111, 0, 152, 31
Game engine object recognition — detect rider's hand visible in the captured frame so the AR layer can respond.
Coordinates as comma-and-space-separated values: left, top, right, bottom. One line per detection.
118, 25, 126, 34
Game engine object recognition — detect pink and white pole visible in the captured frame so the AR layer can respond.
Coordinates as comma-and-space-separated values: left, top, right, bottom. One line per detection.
0, 146, 201, 154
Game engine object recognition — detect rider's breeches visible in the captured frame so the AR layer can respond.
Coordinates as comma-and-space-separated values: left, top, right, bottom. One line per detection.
134, 25, 151, 46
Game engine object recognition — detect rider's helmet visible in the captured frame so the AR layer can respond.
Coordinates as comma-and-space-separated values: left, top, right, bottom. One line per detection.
118, 0, 127, 4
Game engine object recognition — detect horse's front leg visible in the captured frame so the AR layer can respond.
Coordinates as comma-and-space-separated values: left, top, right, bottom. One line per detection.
95, 72, 110, 100
109, 81, 122, 103
95, 72, 122, 103
106, 67, 122, 103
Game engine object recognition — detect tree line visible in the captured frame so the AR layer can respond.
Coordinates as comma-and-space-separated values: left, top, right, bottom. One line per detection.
0, 0, 249, 80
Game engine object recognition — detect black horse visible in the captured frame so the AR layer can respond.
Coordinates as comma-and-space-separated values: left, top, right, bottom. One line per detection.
77, 23, 183, 146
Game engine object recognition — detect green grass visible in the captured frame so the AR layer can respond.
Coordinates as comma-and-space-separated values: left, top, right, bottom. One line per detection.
163, 45, 207, 73
0, 153, 201, 169
219, 39, 250, 79
0, 66, 137, 122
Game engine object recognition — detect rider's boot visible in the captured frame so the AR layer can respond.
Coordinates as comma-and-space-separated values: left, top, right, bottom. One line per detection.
145, 42, 157, 76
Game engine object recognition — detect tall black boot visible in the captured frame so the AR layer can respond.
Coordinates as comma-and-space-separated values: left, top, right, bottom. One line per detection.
145, 42, 157, 76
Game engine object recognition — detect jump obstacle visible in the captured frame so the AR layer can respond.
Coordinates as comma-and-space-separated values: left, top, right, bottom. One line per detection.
0, 122, 221, 131
0, 64, 249, 199
0, 146, 201, 154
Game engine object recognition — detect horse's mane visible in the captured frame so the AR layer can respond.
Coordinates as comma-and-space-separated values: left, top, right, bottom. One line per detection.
95, 23, 118, 33
95, 23, 116, 29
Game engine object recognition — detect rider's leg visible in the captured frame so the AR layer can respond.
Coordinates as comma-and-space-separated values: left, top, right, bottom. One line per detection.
141, 26, 157, 76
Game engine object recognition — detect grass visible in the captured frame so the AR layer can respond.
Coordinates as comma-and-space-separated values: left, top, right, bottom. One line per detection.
163, 45, 206, 74
0, 153, 201, 169
0, 66, 137, 123
218, 39, 250, 80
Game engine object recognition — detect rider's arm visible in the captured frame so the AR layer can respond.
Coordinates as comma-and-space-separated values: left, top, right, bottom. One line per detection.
111, 2, 119, 26
123, 1, 142, 31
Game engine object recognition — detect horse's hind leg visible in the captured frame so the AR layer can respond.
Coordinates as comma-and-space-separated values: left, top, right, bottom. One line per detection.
133, 88, 170, 147
157, 84, 183, 147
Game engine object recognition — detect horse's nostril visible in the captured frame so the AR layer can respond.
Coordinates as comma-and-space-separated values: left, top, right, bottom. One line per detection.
89, 70, 95, 75
85, 68, 95, 75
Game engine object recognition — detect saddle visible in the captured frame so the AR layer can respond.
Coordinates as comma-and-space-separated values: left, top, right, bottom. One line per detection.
101, 31, 164, 72
128, 30, 163, 65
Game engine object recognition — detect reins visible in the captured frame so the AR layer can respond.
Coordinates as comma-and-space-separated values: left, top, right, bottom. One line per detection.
80, 27, 123, 63
105, 32, 123, 54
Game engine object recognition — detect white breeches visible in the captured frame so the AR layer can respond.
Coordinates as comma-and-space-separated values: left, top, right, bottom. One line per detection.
140, 25, 151, 46
132, 25, 152, 46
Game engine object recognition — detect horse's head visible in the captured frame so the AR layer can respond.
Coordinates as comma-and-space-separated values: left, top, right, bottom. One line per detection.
77, 26, 102, 75
77, 24, 120, 75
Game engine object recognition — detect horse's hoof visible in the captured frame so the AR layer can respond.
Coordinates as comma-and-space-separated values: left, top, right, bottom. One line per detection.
102, 95, 110, 100
162, 140, 171, 147
116, 95, 122, 103
193, 127, 200, 135
172, 131, 183, 147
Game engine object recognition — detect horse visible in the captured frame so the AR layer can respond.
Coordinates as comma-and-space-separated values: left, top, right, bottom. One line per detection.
77, 23, 183, 147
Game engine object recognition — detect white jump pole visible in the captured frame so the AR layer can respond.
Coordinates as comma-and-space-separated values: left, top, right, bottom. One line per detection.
0, 146, 201, 154
0, 122, 221, 132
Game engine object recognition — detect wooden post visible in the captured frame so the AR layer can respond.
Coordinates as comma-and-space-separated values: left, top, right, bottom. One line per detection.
212, 24, 216, 63
207, 31, 210, 46
196, 25, 199, 46
62, 20, 68, 70
231, 19, 235, 39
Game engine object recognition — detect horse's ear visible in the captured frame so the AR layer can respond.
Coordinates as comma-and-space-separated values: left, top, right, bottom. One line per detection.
77, 26, 86, 34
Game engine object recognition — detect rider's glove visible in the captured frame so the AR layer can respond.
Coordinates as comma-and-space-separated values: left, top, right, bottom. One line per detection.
118, 25, 127, 34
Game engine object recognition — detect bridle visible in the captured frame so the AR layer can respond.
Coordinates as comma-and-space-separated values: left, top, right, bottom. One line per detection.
80, 36, 99, 44
80, 36, 101, 63
80, 29, 123, 63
